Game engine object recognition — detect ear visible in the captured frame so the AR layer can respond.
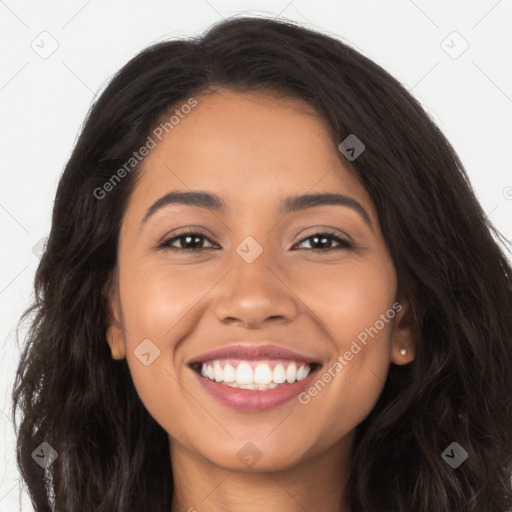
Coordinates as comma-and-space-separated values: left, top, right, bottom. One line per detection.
390, 296, 417, 366
104, 273, 126, 360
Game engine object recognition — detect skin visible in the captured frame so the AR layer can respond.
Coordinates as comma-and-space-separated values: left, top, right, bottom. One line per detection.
106, 88, 416, 512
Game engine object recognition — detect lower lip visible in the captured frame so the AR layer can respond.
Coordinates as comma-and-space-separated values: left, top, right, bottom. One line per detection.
191, 367, 319, 412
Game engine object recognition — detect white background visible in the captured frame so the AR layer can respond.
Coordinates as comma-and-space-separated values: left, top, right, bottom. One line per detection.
1, 1, 511, 509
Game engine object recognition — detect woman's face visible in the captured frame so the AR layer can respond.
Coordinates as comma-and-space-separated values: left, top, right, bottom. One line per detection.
106, 88, 414, 472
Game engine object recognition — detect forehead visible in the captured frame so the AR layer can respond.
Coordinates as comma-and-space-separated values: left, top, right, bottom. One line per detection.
125, 88, 376, 221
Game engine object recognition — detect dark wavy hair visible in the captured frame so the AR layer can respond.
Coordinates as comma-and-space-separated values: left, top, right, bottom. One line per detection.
12, 15, 512, 512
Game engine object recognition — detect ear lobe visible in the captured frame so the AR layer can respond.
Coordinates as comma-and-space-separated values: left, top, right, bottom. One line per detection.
104, 276, 126, 360
390, 298, 417, 366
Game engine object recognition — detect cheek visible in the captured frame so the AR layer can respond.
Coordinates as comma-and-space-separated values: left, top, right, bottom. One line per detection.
118, 260, 215, 341
285, 255, 397, 341
296, 320, 394, 453
114, 262, 206, 418
289, 258, 397, 437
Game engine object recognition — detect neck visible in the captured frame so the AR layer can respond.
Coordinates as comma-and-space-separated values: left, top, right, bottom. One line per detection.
169, 434, 353, 512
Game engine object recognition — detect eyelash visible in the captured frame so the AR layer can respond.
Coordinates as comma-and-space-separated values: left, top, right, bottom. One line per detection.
157, 230, 354, 253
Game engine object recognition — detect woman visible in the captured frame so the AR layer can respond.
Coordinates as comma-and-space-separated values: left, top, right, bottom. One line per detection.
12, 15, 512, 512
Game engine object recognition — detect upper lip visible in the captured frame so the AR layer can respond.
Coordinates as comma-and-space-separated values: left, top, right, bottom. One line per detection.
188, 344, 321, 366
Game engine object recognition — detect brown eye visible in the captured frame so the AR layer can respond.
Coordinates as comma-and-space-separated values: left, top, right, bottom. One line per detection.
294, 232, 353, 251
158, 232, 217, 252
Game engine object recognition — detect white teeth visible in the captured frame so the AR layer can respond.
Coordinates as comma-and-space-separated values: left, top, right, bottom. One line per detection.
240, 383, 268, 390
254, 363, 273, 385
214, 362, 223, 382
286, 362, 297, 383
222, 363, 236, 382
272, 364, 286, 383
198, 360, 313, 387
297, 365, 310, 381
235, 362, 253, 385
225, 382, 280, 390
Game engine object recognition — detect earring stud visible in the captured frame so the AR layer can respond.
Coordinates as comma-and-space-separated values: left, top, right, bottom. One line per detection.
399, 347, 407, 357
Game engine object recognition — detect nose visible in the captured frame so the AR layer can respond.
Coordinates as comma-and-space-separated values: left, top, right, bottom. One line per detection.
213, 249, 299, 329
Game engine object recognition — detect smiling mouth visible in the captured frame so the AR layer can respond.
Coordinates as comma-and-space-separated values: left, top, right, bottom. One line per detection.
190, 359, 322, 391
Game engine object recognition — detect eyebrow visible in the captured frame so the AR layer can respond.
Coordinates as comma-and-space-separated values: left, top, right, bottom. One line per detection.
141, 190, 373, 230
